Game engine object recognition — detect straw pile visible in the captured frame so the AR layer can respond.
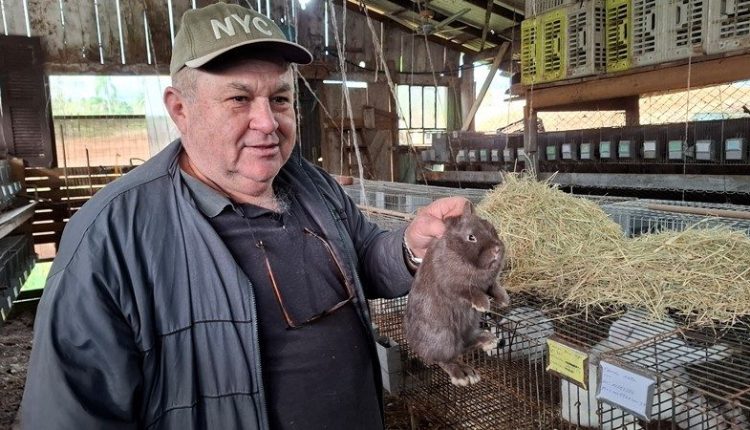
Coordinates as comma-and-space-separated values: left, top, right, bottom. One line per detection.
477, 173, 750, 326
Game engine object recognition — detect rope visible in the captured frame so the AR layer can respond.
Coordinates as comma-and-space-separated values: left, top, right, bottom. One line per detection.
327, 0, 367, 204
682, 3, 695, 202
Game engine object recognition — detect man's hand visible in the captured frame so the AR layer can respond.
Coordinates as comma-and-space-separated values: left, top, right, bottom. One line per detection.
404, 197, 471, 259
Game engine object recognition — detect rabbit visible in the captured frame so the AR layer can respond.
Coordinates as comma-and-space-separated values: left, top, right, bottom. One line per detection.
404, 201, 510, 386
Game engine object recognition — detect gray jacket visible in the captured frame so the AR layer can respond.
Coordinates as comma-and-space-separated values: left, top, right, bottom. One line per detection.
22, 141, 413, 429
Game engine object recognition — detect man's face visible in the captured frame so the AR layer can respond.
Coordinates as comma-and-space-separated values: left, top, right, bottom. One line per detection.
176, 58, 296, 195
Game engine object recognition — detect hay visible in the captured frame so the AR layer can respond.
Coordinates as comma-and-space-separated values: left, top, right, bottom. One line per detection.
477, 173, 750, 326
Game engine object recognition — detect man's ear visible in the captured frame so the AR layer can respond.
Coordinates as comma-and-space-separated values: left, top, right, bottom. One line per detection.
163, 87, 189, 134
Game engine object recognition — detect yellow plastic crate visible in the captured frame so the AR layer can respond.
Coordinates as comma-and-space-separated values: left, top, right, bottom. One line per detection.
521, 18, 541, 85
540, 9, 568, 82
605, 0, 632, 73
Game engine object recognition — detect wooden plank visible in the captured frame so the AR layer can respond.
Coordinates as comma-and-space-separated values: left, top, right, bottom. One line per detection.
423, 170, 503, 184
26, 166, 134, 176
143, 0, 173, 68
0, 0, 28, 35
30, 221, 68, 234
0, 202, 36, 240
461, 42, 508, 131
543, 173, 750, 193
26, 176, 122, 188
515, 52, 750, 109
31, 187, 105, 200
95, 0, 126, 65
57, 0, 99, 65
119, 0, 149, 66
170, 0, 193, 46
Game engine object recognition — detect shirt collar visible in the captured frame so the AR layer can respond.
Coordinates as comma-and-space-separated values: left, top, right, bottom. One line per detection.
179, 168, 235, 218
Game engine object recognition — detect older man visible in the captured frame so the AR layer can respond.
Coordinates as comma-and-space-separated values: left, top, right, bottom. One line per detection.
22, 2, 466, 429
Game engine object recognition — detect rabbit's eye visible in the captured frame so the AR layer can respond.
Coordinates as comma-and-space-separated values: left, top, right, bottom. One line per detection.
467, 234, 477, 242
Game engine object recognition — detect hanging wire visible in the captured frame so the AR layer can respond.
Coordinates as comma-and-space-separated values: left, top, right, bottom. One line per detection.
682, 2, 695, 202
327, 0, 367, 204
357, 1, 430, 187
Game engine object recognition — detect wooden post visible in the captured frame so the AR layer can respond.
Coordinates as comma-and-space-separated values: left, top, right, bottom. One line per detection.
524, 99, 539, 177
624, 95, 640, 126
461, 42, 509, 131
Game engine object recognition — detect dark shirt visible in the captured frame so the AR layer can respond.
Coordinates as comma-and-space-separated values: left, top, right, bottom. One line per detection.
181, 171, 382, 429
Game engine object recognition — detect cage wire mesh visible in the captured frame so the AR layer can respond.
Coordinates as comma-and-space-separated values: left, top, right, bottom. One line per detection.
531, 80, 750, 133
602, 199, 750, 237
362, 187, 750, 429
342, 179, 489, 214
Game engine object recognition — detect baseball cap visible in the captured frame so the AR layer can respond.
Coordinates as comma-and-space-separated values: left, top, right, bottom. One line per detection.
169, 2, 313, 77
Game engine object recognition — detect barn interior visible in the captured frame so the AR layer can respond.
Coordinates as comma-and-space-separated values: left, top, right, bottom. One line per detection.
0, 0, 750, 428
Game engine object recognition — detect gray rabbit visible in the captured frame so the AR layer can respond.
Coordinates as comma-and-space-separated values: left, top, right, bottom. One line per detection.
404, 201, 510, 386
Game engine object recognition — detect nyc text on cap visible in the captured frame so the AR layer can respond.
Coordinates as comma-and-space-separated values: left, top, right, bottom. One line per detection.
170, 2, 313, 76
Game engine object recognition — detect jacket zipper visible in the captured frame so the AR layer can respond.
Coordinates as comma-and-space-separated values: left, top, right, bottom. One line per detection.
247, 277, 269, 430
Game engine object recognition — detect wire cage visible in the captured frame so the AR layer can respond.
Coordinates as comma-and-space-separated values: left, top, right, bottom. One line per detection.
343, 180, 489, 214
360, 188, 750, 429
371, 288, 750, 429
601, 199, 750, 237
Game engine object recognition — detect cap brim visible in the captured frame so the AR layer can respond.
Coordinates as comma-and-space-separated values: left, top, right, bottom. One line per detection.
184, 39, 313, 69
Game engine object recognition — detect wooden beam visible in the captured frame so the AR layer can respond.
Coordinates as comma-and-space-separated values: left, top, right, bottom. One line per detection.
534, 96, 641, 112
461, 42, 509, 131
345, 1, 476, 54
361, 0, 510, 45
423, 170, 504, 184
459, 0, 524, 22
514, 52, 750, 109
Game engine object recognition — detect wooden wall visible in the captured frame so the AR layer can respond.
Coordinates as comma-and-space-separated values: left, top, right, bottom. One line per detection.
0, 0, 463, 82
2, 0, 469, 181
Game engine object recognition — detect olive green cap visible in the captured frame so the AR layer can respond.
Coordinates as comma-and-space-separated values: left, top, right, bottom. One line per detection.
169, 2, 313, 77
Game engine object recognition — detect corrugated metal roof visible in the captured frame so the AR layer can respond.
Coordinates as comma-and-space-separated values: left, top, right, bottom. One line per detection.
353, 0, 523, 54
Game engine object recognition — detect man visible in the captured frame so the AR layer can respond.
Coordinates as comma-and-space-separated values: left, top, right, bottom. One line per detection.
22, 3, 467, 429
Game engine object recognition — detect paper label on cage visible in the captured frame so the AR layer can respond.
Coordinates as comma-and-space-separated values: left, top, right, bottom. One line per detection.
546, 338, 588, 389
597, 361, 655, 421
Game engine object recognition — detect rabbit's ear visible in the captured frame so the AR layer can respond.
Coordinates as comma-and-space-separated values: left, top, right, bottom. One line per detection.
462, 200, 474, 216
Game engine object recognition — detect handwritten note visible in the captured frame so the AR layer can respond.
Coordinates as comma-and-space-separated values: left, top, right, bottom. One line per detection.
597, 361, 656, 421
546, 338, 588, 389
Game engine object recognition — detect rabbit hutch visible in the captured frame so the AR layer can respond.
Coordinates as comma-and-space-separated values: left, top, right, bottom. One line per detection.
352, 178, 750, 430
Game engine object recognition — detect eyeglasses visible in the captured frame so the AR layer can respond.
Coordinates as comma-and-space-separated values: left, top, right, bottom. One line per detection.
256, 227, 356, 329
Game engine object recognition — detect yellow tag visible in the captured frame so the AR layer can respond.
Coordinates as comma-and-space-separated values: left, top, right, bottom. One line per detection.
546, 338, 589, 389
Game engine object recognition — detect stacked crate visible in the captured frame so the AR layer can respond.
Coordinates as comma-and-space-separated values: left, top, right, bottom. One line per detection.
540, 9, 569, 82
631, 0, 663, 66
706, 0, 750, 55
525, 0, 573, 17
605, 0, 632, 72
566, 0, 606, 78
663, 0, 708, 61
521, 18, 541, 85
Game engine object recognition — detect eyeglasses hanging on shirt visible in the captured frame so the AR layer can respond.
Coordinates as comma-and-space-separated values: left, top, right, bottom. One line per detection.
255, 228, 356, 329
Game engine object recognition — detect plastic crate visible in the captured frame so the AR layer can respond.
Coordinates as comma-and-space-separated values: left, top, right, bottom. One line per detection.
723, 117, 750, 163
566, 0, 606, 78
641, 124, 668, 162
665, 122, 693, 161
706, 0, 750, 55
605, 0, 632, 73
525, 0, 573, 17
580, 128, 603, 161
521, 18, 541, 85
631, 0, 664, 66
663, 0, 708, 61
541, 9, 569, 82
691, 119, 726, 164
